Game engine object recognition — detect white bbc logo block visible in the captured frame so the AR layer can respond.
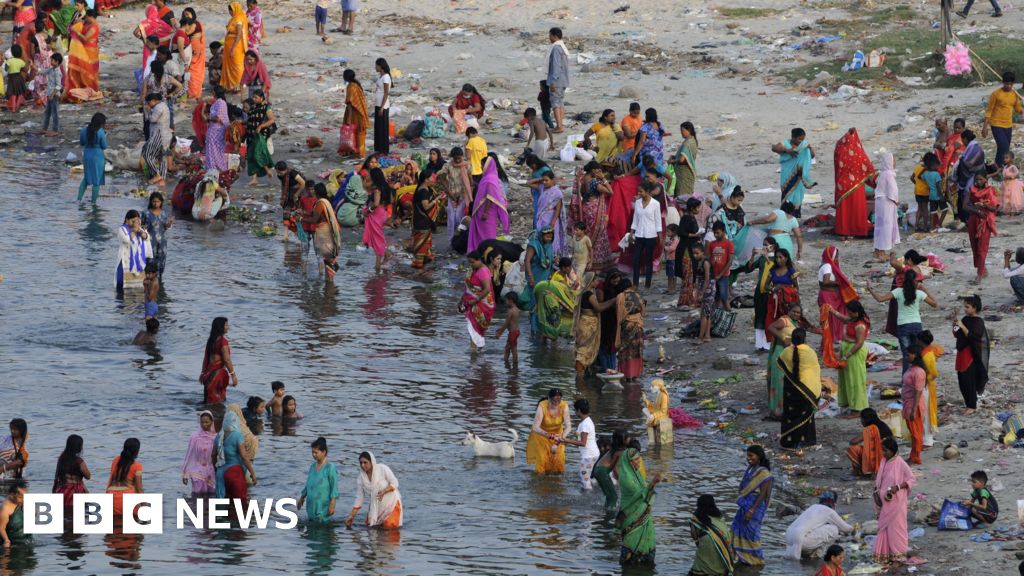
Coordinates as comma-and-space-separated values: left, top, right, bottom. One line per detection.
23, 494, 63, 534
73, 493, 113, 534
122, 494, 163, 534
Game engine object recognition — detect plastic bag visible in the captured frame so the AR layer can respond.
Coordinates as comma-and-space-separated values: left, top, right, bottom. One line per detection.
175, 136, 193, 156
559, 141, 576, 162
938, 499, 971, 531
338, 123, 357, 155
465, 114, 480, 130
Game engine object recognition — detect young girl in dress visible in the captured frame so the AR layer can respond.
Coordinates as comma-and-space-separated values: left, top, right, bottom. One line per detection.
1000, 151, 1023, 215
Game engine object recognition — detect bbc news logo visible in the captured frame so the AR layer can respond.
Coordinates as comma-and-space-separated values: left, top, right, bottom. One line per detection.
24, 494, 300, 534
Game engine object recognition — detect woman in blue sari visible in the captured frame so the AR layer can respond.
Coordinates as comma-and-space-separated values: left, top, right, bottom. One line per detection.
523, 227, 555, 332
731, 445, 773, 566
525, 156, 554, 229
215, 409, 257, 501
773, 128, 816, 218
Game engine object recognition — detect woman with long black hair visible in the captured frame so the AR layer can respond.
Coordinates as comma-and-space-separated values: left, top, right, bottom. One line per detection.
106, 438, 143, 518
78, 112, 107, 202
53, 434, 91, 510
373, 57, 392, 154
954, 295, 990, 414
200, 317, 237, 403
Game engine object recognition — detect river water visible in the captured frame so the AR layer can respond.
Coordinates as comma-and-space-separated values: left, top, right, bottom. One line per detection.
0, 150, 818, 575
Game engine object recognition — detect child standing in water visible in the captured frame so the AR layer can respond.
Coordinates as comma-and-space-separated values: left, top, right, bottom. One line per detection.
494, 292, 521, 368
282, 395, 303, 419
143, 262, 160, 319
133, 318, 160, 346
561, 399, 599, 492
571, 222, 592, 280
267, 381, 285, 417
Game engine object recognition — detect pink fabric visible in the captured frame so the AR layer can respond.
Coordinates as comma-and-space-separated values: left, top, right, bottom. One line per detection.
241, 57, 271, 93
140, 6, 174, 68
818, 289, 846, 343
667, 407, 703, 429
467, 158, 509, 253
872, 152, 900, 252
1001, 165, 1024, 213
901, 366, 925, 421
873, 456, 915, 561
362, 206, 388, 256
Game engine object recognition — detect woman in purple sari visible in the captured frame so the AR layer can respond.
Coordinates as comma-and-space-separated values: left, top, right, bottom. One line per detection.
467, 153, 510, 254
205, 86, 230, 171
536, 170, 567, 255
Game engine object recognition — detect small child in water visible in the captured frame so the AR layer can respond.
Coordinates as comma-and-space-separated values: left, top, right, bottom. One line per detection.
571, 222, 592, 281
267, 381, 286, 417
282, 395, 303, 419
143, 262, 160, 319
133, 318, 159, 346
494, 292, 520, 368
962, 470, 998, 526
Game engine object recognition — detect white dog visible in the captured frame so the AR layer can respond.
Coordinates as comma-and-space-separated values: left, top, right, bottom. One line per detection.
462, 429, 518, 459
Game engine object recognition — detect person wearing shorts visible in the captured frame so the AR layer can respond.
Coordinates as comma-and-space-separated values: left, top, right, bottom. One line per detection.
314, 0, 329, 38
334, 0, 358, 34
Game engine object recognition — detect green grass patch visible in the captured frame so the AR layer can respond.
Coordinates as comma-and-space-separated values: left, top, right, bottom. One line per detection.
718, 7, 780, 19
782, 28, 1024, 88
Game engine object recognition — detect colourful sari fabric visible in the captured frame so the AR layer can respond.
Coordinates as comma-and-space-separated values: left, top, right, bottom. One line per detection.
534, 276, 575, 339
313, 198, 342, 265
187, 23, 207, 98
65, 20, 99, 101
342, 81, 370, 157
672, 137, 698, 197
362, 205, 388, 257
220, 3, 248, 90
536, 184, 566, 255
731, 464, 773, 566
618, 448, 656, 567
833, 129, 874, 237
767, 317, 793, 418
50, 4, 77, 37
968, 184, 998, 276
467, 159, 509, 253
922, 344, 943, 429
138, 6, 172, 68
181, 412, 216, 494
574, 306, 601, 369
106, 458, 142, 518
607, 174, 640, 252
200, 336, 231, 404
462, 265, 495, 343
779, 344, 822, 448
838, 332, 869, 412
846, 423, 882, 476
616, 289, 645, 378
780, 138, 815, 208
525, 399, 568, 474
53, 457, 88, 510
204, 98, 229, 171
246, 5, 263, 53
689, 516, 734, 576
214, 411, 247, 501
568, 169, 615, 271
872, 455, 914, 563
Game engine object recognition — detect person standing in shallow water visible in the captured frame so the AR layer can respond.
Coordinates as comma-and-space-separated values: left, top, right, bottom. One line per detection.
78, 112, 107, 203
200, 317, 238, 404
297, 437, 338, 523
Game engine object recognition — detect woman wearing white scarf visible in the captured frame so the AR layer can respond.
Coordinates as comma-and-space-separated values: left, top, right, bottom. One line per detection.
872, 150, 900, 261
344, 451, 403, 529
117, 210, 152, 290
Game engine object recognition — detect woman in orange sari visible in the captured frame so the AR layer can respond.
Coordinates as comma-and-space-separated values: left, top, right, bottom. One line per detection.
105, 438, 142, 519
846, 408, 891, 477
220, 2, 247, 92
341, 69, 369, 157
183, 9, 206, 99
65, 9, 99, 102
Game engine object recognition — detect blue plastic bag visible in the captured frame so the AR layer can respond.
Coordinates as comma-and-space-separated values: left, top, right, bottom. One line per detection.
938, 498, 971, 531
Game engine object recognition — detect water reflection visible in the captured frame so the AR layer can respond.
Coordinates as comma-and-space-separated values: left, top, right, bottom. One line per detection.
350, 528, 400, 574
103, 532, 143, 570
302, 523, 340, 574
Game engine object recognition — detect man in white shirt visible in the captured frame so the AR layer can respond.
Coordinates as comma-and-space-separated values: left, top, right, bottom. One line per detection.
784, 491, 854, 560
629, 180, 664, 288
563, 399, 600, 491
1002, 248, 1024, 303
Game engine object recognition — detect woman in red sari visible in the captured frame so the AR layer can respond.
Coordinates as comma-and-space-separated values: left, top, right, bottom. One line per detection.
833, 129, 874, 237
52, 434, 90, 511
65, 9, 99, 101
461, 251, 495, 352
200, 317, 238, 404
818, 246, 858, 344
967, 172, 999, 283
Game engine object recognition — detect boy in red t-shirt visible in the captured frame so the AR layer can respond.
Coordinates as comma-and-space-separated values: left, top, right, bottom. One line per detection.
707, 221, 735, 311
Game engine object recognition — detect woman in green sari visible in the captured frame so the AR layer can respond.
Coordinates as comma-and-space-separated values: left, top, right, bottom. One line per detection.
617, 447, 661, 567
534, 257, 577, 340
689, 494, 735, 576
337, 172, 368, 228
672, 121, 699, 197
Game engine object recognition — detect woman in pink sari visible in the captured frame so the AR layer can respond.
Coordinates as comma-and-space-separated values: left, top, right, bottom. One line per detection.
461, 251, 495, 351
873, 437, 915, 565
135, 6, 173, 70
467, 154, 510, 253
361, 154, 392, 274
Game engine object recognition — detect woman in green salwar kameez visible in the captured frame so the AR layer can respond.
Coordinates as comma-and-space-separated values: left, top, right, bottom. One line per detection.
671, 121, 698, 197
617, 448, 661, 567
297, 437, 339, 524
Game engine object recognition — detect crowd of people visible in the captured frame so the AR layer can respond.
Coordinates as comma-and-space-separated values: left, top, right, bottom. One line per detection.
4, 2, 1024, 573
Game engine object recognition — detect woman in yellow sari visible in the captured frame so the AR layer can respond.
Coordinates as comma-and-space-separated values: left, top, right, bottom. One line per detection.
526, 389, 571, 474
534, 257, 578, 341
65, 9, 99, 102
220, 2, 248, 92
778, 328, 821, 449
342, 69, 370, 157
918, 330, 942, 447
583, 109, 623, 164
